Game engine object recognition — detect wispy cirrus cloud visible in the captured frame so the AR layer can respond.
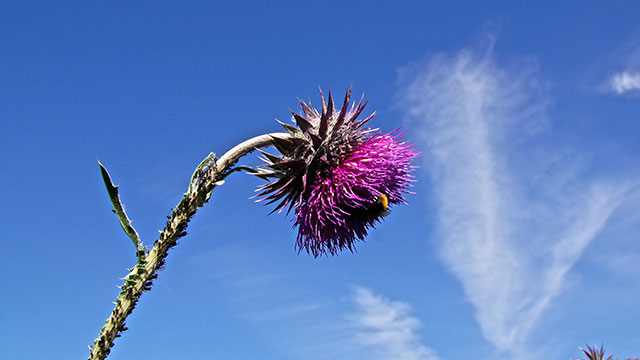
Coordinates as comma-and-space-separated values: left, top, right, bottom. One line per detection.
397, 39, 630, 359
192, 243, 440, 360
349, 287, 439, 360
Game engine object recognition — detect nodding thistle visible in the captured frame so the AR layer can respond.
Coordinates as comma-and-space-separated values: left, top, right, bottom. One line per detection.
89, 86, 419, 360
255, 88, 417, 257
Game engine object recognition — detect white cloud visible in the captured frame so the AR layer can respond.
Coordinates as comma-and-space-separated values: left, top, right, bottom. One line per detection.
398, 41, 629, 359
191, 244, 439, 360
610, 71, 640, 94
349, 287, 439, 360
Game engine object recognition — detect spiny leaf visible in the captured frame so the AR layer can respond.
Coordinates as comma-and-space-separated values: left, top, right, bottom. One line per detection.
97, 159, 146, 261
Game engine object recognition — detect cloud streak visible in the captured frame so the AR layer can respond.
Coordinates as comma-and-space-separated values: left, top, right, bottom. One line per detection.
610, 71, 640, 94
192, 244, 440, 360
350, 287, 439, 360
398, 42, 627, 358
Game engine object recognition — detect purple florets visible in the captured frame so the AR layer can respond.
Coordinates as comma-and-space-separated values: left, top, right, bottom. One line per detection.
294, 132, 417, 256
255, 88, 417, 256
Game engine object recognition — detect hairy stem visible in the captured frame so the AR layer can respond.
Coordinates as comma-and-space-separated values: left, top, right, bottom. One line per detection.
88, 132, 289, 360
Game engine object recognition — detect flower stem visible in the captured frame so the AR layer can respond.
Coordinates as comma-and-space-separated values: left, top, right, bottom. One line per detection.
88, 132, 289, 360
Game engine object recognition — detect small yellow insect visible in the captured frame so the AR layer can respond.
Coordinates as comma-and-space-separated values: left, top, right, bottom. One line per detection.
377, 194, 389, 211
358, 194, 391, 219
348, 194, 391, 220
369, 194, 391, 218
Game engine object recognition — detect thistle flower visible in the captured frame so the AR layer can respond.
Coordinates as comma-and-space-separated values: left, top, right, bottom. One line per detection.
255, 88, 418, 257
573, 344, 614, 360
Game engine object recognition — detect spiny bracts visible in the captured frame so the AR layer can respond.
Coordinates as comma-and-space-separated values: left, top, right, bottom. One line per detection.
255, 88, 418, 257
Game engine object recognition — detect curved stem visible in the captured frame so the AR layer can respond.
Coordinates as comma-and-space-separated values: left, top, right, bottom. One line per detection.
88, 132, 289, 360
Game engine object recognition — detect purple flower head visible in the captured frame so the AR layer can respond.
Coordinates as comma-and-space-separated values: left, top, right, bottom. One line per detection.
255, 88, 418, 257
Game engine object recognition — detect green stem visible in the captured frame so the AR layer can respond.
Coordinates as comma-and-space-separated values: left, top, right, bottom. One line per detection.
88, 133, 289, 360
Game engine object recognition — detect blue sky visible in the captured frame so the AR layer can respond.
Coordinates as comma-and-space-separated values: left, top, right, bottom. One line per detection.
2, 1, 640, 359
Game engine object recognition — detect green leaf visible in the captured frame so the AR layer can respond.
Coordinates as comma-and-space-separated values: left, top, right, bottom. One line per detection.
97, 159, 146, 262
188, 152, 217, 194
